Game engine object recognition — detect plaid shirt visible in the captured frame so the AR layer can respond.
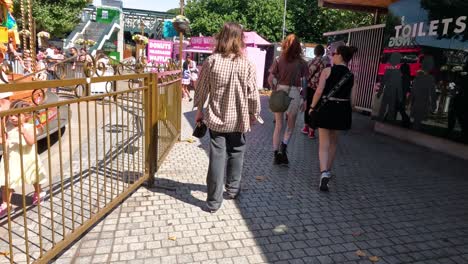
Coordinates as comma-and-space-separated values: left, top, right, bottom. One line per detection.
307, 57, 325, 89
194, 53, 261, 133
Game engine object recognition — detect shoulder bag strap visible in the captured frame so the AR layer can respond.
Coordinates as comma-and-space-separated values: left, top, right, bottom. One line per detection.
317, 71, 353, 110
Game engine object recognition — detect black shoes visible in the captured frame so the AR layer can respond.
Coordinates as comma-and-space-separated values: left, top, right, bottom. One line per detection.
280, 143, 289, 165
319, 171, 331, 191
274, 151, 282, 165
273, 143, 289, 166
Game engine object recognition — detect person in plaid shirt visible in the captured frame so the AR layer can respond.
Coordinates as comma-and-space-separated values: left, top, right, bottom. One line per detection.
194, 22, 261, 213
302, 45, 325, 139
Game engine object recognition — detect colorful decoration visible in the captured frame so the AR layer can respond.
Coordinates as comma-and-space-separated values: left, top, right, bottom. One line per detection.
132, 34, 148, 45
172, 15, 190, 33
19, 29, 31, 36
37, 31, 50, 38
163, 20, 177, 38
74, 38, 96, 46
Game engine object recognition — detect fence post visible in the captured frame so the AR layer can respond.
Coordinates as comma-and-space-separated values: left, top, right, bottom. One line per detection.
177, 73, 182, 141
145, 72, 160, 187
144, 74, 155, 187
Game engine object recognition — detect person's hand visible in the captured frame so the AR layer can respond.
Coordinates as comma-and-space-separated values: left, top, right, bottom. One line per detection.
308, 107, 314, 115
195, 109, 203, 123
249, 115, 256, 126
300, 101, 307, 112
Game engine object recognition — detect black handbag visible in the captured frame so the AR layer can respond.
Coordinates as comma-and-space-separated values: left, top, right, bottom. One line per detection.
192, 121, 207, 138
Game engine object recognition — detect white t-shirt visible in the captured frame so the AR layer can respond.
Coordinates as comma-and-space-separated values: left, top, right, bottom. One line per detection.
46, 48, 55, 57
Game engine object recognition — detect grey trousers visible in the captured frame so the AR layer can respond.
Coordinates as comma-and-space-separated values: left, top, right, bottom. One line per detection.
206, 130, 246, 210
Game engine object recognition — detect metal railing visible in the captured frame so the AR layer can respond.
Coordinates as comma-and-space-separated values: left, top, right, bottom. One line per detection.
0, 60, 181, 263
324, 24, 386, 112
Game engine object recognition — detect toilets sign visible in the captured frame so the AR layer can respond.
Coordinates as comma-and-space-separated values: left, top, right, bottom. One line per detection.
389, 16, 467, 47
147, 40, 173, 63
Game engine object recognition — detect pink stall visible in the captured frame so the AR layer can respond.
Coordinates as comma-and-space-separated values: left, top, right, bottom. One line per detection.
182, 32, 271, 89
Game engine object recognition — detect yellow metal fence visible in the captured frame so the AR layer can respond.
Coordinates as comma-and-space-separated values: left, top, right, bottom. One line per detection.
0, 68, 181, 263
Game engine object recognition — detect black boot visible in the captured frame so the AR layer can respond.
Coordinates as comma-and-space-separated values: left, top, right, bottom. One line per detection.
280, 143, 289, 165
274, 151, 282, 165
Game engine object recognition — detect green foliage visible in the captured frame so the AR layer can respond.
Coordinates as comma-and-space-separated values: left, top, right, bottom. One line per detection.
12, 0, 90, 39
185, 0, 374, 43
290, 0, 374, 43
166, 8, 179, 15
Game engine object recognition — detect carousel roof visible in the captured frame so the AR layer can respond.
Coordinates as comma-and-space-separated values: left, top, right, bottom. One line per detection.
318, 0, 399, 12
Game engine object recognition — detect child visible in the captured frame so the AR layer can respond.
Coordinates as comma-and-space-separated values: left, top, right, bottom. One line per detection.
181, 69, 192, 101
0, 100, 47, 218
20, 50, 33, 74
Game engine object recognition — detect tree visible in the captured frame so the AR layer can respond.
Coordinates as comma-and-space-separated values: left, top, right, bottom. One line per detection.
166, 8, 179, 15
185, 0, 249, 37
12, 0, 91, 39
185, 0, 374, 43
289, 0, 374, 43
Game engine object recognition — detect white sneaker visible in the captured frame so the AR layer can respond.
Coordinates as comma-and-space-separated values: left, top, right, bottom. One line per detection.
319, 171, 331, 191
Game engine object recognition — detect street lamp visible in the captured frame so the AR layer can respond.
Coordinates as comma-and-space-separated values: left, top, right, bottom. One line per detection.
282, 0, 287, 40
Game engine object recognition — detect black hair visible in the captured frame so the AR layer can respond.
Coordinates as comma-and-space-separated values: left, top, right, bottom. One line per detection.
400, 63, 410, 76
336, 45, 358, 63
314, 44, 325, 57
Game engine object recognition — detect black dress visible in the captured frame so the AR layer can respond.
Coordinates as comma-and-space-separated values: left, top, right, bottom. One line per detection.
316, 65, 354, 130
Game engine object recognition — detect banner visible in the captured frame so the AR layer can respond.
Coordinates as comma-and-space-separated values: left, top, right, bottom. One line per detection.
147, 40, 173, 64
189, 37, 214, 50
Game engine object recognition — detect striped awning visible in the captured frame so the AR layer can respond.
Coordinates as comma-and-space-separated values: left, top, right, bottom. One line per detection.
318, 0, 399, 12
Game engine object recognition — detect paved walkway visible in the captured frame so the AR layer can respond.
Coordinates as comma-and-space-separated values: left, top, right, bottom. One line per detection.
54, 95, 468, 264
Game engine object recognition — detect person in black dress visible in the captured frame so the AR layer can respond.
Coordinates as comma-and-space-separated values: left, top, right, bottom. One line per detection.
309, 45, 357, 191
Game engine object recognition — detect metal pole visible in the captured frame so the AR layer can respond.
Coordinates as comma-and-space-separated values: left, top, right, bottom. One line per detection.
21, 0, 27, 50
282, 0, 287, 40
178, 0, 184, 141
179, 0, 184, 69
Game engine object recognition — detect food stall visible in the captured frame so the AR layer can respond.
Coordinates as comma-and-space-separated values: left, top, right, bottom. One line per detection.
181, 32, 271, 89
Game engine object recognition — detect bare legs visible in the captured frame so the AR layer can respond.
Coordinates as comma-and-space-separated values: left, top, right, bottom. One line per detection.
272, 112, 297, 150
182, 84, 192, 100
1, 184, 42, 209
272, 112, 283, 151
34, 183, 41, 196
1, 186, 12, 208
318, 128, 338, 172
284, 112, 297, 143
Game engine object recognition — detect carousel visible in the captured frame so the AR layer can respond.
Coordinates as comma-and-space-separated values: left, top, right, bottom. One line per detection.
0, 0, 69, 152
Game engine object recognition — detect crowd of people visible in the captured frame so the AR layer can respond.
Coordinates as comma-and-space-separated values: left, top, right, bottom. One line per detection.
194, 22, 357, 213
0, 23, 358, 215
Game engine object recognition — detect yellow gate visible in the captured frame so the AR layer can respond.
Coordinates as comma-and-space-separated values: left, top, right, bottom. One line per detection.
0, 60, 181, 263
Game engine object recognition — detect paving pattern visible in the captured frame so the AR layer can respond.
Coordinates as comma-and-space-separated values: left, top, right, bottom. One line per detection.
44, 94, 468, 263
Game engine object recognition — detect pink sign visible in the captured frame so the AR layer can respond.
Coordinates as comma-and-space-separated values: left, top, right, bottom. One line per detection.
189, 37, 214, 49
147, 40, 173, 63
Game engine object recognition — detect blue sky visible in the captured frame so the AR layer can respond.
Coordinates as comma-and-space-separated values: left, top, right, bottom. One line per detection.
94, 0, 180, 12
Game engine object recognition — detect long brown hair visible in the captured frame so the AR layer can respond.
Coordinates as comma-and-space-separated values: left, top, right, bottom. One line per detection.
214, 22, 245, 59
281, 34, 303, 62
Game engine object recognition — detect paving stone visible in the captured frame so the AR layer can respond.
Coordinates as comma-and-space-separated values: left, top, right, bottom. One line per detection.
44, 95, 468, 264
